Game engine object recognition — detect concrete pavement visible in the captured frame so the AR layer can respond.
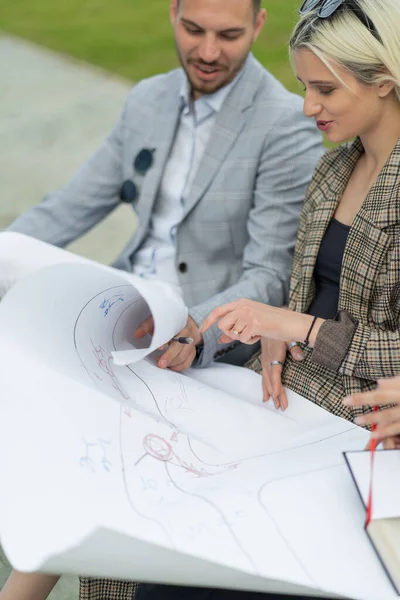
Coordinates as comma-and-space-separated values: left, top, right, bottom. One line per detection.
0, 33, 137, 265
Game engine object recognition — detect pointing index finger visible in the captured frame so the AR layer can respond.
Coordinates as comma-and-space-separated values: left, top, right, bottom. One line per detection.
200, 302, 238, 334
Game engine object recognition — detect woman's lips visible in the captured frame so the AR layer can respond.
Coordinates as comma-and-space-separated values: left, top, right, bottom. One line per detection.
317, 120, 333, 132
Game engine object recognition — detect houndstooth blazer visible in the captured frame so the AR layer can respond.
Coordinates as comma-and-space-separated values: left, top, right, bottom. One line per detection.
79, 578, 137, 600
247, 136, 400, 422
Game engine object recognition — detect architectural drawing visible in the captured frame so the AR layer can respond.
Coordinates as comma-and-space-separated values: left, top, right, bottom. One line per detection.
69, 283, 383, 596
0, 251, 396, 600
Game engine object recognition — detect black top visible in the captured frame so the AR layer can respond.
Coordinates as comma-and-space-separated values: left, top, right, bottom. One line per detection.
307, 218, 351, 320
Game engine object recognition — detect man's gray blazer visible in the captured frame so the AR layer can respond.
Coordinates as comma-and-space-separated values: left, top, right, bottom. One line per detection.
8, 55, 323, 366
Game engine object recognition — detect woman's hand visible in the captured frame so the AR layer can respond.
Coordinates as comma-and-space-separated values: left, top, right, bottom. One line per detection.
200, 299, 322, 346
343, 377, 400, 449
261, 338, 304, 411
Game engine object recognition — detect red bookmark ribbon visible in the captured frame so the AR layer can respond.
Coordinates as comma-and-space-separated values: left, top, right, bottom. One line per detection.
366, 406, 380, 527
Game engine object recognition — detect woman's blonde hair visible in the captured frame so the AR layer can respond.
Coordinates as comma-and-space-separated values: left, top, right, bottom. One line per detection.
289, 0, 400, 102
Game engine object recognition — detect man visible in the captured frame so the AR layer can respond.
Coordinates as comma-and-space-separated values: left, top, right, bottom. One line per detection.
7, 0, 322, 378
2, 1, 323, 599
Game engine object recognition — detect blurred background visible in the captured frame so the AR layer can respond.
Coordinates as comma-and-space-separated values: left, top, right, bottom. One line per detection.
2, 0, 301, 85
1, 0, 304, 265
0, 1, 303, 597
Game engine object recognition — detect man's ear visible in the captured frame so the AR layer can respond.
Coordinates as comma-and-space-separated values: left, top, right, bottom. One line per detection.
253, 8, 267, 42
170, 0, 179, 26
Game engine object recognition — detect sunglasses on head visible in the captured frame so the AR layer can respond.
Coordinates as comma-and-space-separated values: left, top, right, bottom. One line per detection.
299, 0, 382, 43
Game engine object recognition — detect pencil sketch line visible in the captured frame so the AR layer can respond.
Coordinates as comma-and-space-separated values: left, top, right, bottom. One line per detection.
256, 462, 345, 587
135, 453, 148, 467
73, 284, 133, 344
73, 285, 135, 392
188, 428, 358, 468
164, 463, 259, 575
118, 407, 176, 549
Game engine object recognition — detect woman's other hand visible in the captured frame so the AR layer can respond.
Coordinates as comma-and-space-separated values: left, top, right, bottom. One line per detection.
261, 338, 304, 411
343, 376, 400, 448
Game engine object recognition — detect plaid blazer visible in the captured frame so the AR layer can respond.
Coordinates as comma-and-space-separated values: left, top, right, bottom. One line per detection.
79, 578, 136, 600
247, 137, 400, 422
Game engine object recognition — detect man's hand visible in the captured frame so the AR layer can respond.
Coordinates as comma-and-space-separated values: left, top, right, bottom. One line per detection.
135, 315, 202, 372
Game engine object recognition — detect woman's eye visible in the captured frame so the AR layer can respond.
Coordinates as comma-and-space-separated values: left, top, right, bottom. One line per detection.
319, 89, 334, 96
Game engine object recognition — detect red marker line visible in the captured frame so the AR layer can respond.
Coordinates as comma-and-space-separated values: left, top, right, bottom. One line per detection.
366, 406, 380, 527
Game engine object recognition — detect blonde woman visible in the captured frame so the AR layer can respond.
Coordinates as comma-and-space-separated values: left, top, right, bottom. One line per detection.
203, 0, 400, 430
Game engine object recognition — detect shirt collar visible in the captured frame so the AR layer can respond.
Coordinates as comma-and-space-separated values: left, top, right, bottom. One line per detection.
179, 65, 244, 115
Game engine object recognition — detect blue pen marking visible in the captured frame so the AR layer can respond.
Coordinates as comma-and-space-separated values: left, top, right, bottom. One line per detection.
80, 438, 112, 473
99, 294, 125, 317
99, 439, 112, 472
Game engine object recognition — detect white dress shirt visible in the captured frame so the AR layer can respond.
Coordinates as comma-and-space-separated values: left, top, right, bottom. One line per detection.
131, 72, 242, 295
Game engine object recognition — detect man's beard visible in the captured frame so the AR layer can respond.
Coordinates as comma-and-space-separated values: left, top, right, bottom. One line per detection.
175, 43, 244, 96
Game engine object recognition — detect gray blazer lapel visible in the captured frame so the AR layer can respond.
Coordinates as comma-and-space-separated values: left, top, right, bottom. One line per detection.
137, 74, 183, 227
183, 55, 265, 218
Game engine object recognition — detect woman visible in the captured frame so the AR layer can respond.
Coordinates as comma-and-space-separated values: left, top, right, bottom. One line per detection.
203, 0, 400, 434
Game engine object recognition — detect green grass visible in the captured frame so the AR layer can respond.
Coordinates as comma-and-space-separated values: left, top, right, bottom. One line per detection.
1, 0, 303, 92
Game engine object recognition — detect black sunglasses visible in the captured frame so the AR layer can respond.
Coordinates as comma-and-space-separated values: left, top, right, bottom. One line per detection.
120, 148, 155, 204
299, 0, 382, 43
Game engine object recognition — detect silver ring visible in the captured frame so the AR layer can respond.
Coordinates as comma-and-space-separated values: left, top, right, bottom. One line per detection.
288, 341, 300, 350
270, 360, 284, 367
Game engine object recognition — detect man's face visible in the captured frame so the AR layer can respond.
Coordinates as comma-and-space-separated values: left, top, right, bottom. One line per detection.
170, 0, 266, 99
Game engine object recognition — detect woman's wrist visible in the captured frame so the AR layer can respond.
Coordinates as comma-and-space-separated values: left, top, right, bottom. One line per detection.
295, 314, 324, 347
266, 308, 324, 346
307, 317, 323, 347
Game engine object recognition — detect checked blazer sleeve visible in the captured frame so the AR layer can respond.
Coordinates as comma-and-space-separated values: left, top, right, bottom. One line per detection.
312, 305, 400, 381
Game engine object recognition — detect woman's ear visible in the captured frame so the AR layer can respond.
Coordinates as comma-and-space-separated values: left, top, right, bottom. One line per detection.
377, 78, 396, 98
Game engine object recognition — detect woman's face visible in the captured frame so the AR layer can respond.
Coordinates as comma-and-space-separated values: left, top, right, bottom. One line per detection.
293, 48, 387, 144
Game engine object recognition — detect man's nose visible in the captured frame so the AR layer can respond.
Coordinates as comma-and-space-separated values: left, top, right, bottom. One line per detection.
198, 34, 221, 63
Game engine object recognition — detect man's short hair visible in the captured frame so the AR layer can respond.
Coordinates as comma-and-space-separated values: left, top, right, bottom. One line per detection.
177, 0, 262, 17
